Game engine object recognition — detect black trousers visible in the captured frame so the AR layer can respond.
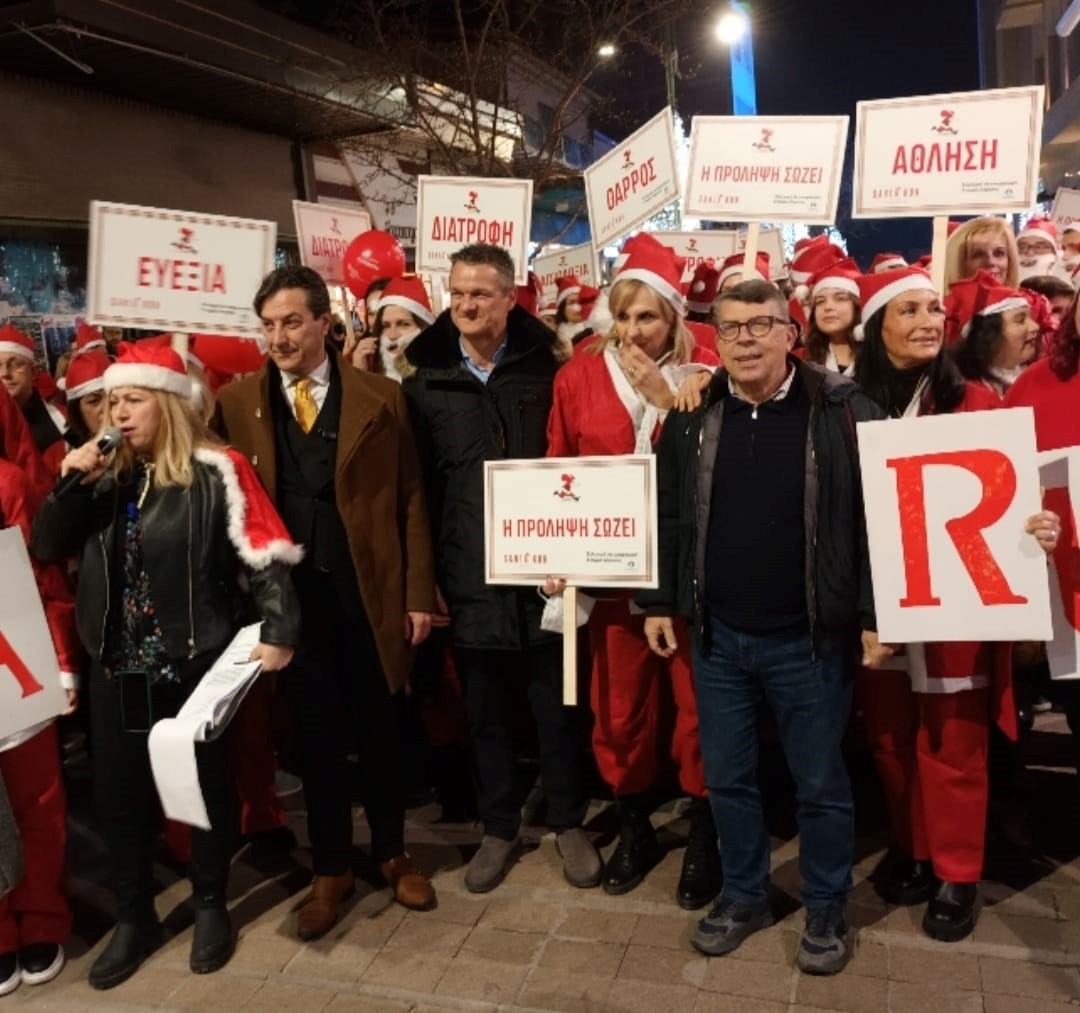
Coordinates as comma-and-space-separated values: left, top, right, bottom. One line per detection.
90, 658, 236, 922
454, 641, 588, 840
283, 570, 405, 873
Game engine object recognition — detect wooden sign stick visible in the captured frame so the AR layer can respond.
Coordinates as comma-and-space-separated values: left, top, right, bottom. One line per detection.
741, 222, 761, 278
170, 331, 189, 360
930, 216, 949, 295
338, 285, 358, 357
563, 585, 578, 706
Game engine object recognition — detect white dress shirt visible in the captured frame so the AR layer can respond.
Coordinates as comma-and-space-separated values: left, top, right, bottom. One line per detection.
279, 354, 332, 421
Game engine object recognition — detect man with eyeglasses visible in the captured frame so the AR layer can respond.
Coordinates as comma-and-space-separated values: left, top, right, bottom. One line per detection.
640, 278, 886, 976
0, 326, 66, 475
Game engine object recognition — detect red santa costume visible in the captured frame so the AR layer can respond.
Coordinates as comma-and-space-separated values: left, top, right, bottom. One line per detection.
547, 239, 722, 907
0, 326, 66, 477
851, 268, 1011, 941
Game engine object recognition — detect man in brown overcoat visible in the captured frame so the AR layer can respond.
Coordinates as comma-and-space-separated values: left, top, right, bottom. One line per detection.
216, 265, 437, 939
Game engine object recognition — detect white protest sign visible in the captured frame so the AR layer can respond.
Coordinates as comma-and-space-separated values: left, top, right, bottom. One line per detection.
533, 243, 600, 295
584, 108, 680, 252
1050, 188, 1080, 234
852, 86, 1044, 218
484, 456, 657, 588
292, 200, 371, 286
685, 116, 848, 225
654, 231, 738, 283
87, 201, 276, 338
858, 408, 1051, 643
415, 176, 533, 284
1039, 450, 1080, 680
0, 528, 67, 741
735, 227, 788, 280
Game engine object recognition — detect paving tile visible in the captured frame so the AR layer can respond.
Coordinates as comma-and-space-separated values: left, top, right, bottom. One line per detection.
516, 966, 611, 1013
883, 904, 926, 938
336, 907, 408, 950
795, 969, 889, 1012
360, 948, 453, 992
555, 907, 639, 944
283, 939, 380, 983
692, 993, 787, 1013
984, 996, 1077, 1013
615, 943, 708, 988
978, 955, 1080, 1000
888, 944, 980, 989
539, 937, 626, 978
421, 892, 488, 926
973, 911, 1072, 952
629, 912, 697, 951
478, 895, 566, 934
323, 996, 414, 1013
242, 981, 337, 1011
434, 954, 529, 1004
168, 973, 264, 1009
699, 955, 794, 1001
845, 938, 888, 979
459, 925, 545, 965
981, 882, 1059, 920
887, 980, 983, 1013
604, 977, 700, 1013
51, 965, 187, 1006
383, 915, 470, 955
230, 931, 304, 975
723, 925, 797, 965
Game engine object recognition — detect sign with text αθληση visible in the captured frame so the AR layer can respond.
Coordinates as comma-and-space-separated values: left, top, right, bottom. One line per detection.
852, 86, 1044, 219
584, 108, 680, 252
292, 200, 372, 287
484, 456, 657, 588
415, 176, 533, 284
684, 116, 848, 225
87, 201, 276, 338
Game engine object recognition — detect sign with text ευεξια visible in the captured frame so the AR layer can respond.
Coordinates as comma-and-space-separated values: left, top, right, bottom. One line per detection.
484, 456, 657, 588
852, 86, 1044, 219
1050, 187, 1080, 234
415, 176, 533, 285
87, 201, 276, 339
652, 231, 738, 284
1038, 449, 1080, 679
684, 116, 848, 225
858, 407, 1052, 643
584, 108, 680, 252
292, 200, 371, 287
0, 527, 67, 741
532, 243, 600, 298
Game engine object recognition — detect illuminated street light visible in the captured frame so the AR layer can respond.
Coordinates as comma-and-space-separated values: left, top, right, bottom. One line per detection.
715, 8, 750, 46
597, 43, 617, 58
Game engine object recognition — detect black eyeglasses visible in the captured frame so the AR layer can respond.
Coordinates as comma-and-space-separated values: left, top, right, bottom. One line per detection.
715, 315, 789, 342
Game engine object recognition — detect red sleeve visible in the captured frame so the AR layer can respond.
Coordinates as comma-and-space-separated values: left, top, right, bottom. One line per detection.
957, 382, 1003, 412
547, 362, 581, 457
0, 386, 51, 509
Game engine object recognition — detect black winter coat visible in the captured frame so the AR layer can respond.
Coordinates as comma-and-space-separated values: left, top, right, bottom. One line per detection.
637, 358, 884, 650
402, 306, 563, 650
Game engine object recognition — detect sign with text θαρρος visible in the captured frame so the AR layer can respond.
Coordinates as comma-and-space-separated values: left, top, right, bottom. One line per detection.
1038, 449, 1080, 680
292, 200, 372, 287
415, 176, 533, 284
684, 116, 848, 225
858, 408, 1052, 643
484, 456, 658, 588
87, 201, 276, 338
1050, 188, 1080, 234
852, 86, 1044, 218
584, 108, 680, 252
533, 243, 600, 297
0, 527, 68, 741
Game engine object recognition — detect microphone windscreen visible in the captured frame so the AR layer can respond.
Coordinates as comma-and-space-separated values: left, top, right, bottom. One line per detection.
99, 428, 123, 453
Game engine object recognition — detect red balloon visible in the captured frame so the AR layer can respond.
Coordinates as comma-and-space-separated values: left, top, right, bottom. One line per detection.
342, 229, 406, 300
191, 334, 267, 376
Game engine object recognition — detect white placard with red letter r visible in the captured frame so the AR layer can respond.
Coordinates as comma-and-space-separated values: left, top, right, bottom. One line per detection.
858, 408, 1052, 643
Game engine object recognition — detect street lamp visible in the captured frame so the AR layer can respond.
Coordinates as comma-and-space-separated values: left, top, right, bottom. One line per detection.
716, 2, 756, 116
597, 42, 616, 58
715, 8, 750, 46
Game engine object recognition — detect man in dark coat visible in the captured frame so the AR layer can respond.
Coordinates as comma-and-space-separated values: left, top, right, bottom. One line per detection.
402, 243, 599, 893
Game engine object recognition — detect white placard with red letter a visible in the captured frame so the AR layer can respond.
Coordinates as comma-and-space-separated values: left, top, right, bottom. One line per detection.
0, 528, 67, 741
858, 409, 1051, 643
1039, 449, 1080, 679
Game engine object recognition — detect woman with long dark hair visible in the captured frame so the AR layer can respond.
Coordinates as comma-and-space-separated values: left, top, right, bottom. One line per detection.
795, 259, 861, 374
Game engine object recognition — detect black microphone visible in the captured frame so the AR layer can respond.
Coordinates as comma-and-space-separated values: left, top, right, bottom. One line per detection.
53, 427, 123, 500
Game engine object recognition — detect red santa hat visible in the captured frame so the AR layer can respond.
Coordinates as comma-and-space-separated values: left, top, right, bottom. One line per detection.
375, 275, 435, 326
806, 258, 862, 301
577, 285, 601, 320
789, 239, 845, 285
104, 342, 194, 398
63, 350, 110, 401
793, 236, 819, 256
0, 324, 35, 363
139, 332, 205, 370
686, 263, 721, 314
853, 267, 937, 342
1017, 216, 1059, 250
944, 270, 1029, 343
870, 253, 908, 274
614, 231, 672, 276
947, 220, 963, 237
718, 251, 771, 292
616, 241, 686, 314
787, 295, 808, 334
915, 253, 933, 270
74, 322, 107, 355
554, 275, 585, 306
515, 271, 544, 316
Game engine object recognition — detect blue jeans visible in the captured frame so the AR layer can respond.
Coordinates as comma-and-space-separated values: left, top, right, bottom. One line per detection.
693, 615, 854, 911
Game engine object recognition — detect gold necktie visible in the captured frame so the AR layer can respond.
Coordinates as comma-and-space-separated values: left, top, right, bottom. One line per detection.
293, 377, 318, 434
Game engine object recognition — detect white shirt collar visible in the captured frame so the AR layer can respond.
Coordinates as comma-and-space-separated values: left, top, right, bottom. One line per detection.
282, 354, 331, 388
728, 364, 796, 406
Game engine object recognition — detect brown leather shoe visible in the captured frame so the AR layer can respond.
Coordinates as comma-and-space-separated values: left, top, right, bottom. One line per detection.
380, 854, 437, 911
296, 871, 356, 941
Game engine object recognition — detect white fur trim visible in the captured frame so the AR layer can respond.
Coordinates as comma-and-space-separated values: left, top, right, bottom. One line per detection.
813, 276, 859, 299
979, 295, 1029, 318
0, 341, 34, 361
718, 262, 766, 290
872, 257, 907, 273
375, 294, 436, 326
789, 267, 812, 284
1018, 226, 1058, 249
65, 375, 105, 401
852, 323, 865, 342
194, 446, 304, 569
686, 296, 714, 314
616, 268, 685, 314
793, 283, 810, 302
862, 275, 938, 328
556, 285, 581, 306
105, 362, 192, 398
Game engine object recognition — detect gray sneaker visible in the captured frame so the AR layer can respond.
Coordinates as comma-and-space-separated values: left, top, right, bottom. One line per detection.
465, 836, 519, 893
555, 828, 602, 888
690, 896, 774, 956
796, 905, 850, 975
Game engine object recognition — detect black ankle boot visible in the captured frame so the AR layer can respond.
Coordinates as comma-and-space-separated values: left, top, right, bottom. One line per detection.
922, 881, 978, 942
880, 854, 937, 906
602, 795, 662, 896
676, 798, 723, 910
88, 917, 164, 990
190, 901, 235, 974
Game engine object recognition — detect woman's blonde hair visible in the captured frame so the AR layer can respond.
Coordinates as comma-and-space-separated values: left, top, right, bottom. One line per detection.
944, 217, 1019, 292
587, 278, 696, 364
104, 387, 217, 489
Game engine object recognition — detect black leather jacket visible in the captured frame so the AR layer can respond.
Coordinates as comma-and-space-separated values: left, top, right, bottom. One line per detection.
31, 456, 300, 666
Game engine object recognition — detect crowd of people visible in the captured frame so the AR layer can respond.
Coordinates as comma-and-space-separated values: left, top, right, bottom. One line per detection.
0, 212, 1074, 994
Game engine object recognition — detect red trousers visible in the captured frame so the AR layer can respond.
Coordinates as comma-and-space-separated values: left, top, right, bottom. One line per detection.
589, 599, 705, 798
856, 668, 989, 883
0, 724, 71, 951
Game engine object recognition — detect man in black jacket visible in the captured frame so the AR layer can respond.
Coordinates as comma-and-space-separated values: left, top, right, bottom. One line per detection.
402, 243, 599, 894
641, 279, 888, 975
